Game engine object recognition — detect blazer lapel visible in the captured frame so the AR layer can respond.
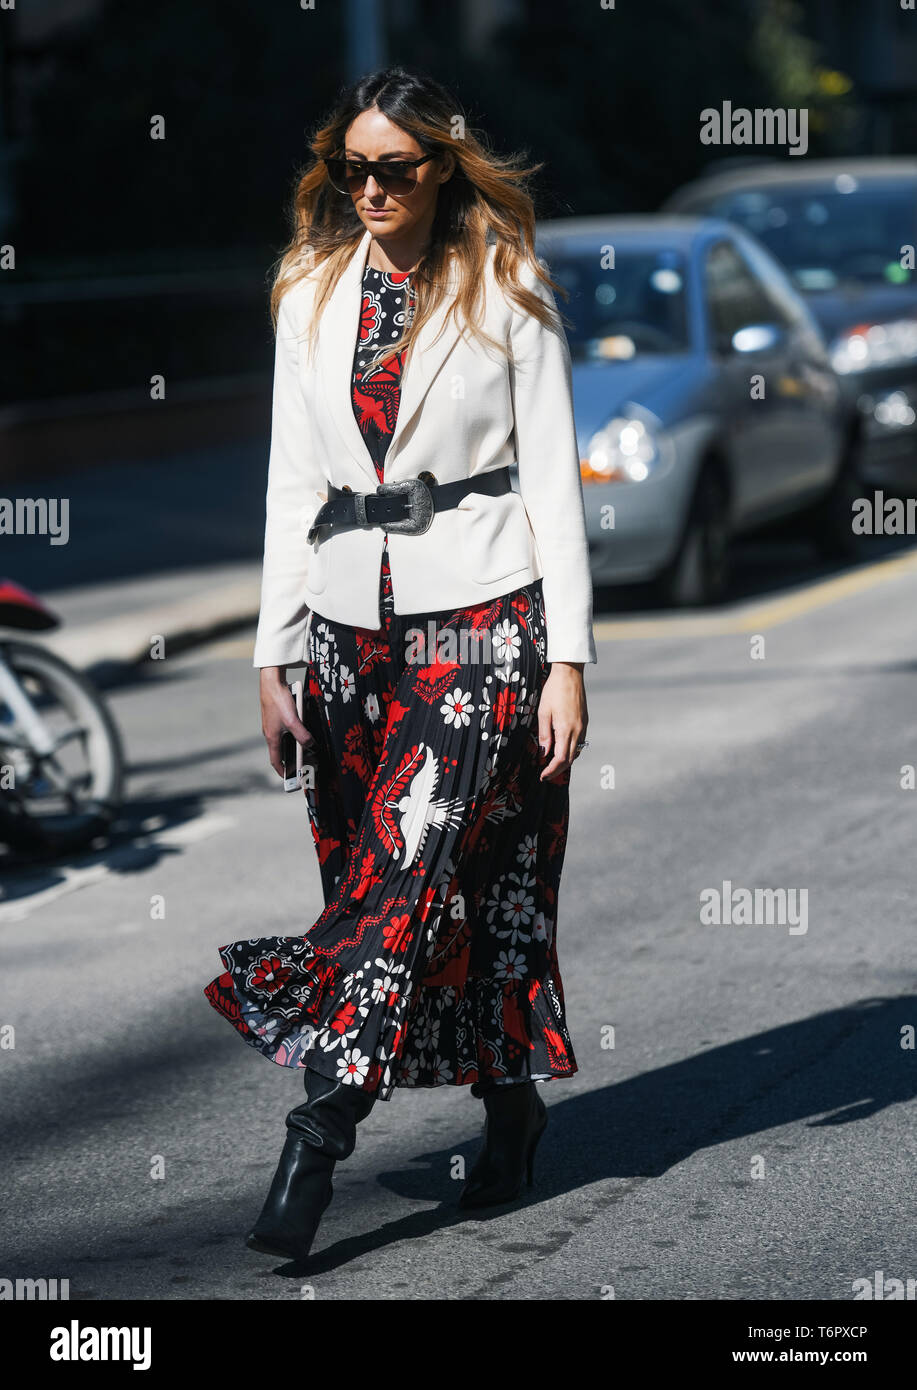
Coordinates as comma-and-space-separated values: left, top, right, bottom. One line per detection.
317, 227, 463, 480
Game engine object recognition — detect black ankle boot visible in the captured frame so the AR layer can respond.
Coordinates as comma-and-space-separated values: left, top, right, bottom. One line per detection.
247, 1067, 376, 1261
458, 1079, 548, 1209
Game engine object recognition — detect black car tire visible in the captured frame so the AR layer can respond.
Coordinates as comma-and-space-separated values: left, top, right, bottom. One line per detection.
655, 466, 731, 606
807, 434, 867, 562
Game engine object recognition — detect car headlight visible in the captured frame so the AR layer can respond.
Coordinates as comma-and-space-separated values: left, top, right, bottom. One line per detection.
581, 416, 660, 483
830, 318, 917, 374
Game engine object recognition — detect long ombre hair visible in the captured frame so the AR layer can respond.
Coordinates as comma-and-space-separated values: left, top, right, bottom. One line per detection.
268, 66, 567, 366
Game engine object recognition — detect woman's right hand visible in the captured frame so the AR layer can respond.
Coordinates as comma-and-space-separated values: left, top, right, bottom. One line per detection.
260, 667, 315, 778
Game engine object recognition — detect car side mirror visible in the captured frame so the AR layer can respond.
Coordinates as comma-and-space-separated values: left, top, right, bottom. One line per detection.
730, 322, 785, 354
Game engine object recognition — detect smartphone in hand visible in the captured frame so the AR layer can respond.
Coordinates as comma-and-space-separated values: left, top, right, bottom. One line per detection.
281, 679, 305, 792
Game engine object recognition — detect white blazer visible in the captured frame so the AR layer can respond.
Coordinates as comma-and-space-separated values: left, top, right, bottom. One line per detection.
252, 227, 597, 668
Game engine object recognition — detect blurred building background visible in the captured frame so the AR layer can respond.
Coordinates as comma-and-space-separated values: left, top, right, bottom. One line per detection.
1, 0, 915, 472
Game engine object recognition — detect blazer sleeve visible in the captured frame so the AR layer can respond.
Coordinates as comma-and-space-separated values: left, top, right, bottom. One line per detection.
508, 259, 597, 665
252, 286, 324, 669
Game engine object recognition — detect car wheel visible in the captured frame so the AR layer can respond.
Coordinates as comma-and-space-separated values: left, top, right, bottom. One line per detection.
655, 467, 731, 606
807, 436, 867, 562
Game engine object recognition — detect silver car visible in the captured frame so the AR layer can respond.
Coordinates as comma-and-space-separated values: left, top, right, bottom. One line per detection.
535, 216, 849, 604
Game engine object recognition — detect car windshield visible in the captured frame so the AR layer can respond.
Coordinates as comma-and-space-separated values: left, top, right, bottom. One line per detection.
695, 183, 917, 291
543, 248, 691, 358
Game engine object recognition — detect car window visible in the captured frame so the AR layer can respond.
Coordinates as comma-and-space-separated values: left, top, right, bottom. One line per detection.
736, 232, 827, 353
543, 248, 691, 359
687, 183, 917, 292
704, 239, 779, 350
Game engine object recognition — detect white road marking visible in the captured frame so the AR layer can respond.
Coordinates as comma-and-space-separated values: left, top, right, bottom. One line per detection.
0, 811, 237, 921
151, 812, 238, 846
187, 634, 256, 660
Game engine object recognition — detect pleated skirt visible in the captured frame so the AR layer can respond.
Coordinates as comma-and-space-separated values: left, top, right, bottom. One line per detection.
205, 545, 577, 1101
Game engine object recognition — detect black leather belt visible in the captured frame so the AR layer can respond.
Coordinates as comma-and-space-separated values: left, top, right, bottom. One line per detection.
306, 466, 513, 544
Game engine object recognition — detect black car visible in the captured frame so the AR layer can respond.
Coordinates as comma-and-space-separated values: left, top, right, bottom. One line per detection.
665, 159, 917, 491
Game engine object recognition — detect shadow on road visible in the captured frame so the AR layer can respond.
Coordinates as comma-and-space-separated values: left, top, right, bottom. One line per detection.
205, 994, 917, 1280
2, 996, 912, 1285
0, 779, 262, 897
295, 994, 914, 1276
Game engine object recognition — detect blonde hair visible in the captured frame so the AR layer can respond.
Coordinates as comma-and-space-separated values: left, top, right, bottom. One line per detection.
268, 66, 568, 368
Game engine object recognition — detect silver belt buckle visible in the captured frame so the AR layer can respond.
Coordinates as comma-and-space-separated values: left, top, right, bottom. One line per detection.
375, 477, 434, 534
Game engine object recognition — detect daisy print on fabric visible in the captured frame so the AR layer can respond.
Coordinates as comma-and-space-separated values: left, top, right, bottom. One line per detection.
337, 1048, 371, 1085
493, 619, 522, 665
484, 868, 537, 945
441, 687, 475, 728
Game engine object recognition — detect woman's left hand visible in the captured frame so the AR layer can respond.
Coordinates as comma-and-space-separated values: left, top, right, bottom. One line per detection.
537, 661, 588, 783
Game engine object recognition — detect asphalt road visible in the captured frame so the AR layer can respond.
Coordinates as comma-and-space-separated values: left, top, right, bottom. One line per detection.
2, 543, 916, 1301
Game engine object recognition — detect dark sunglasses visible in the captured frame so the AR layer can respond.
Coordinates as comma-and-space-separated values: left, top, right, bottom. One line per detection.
325, 152, 437, 196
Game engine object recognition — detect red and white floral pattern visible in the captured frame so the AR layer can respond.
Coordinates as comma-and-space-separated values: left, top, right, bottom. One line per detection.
203, 263, 577, 1099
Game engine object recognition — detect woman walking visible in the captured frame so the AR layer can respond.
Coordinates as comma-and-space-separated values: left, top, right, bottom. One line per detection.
204, 66, 596, 1263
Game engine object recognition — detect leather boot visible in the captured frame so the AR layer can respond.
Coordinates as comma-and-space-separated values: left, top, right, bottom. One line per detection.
458, 1078, 548, 1209
246, 1067, 376, 1260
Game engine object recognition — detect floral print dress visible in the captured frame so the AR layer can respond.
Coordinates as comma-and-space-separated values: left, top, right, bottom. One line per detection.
204, 263, 578, 1100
